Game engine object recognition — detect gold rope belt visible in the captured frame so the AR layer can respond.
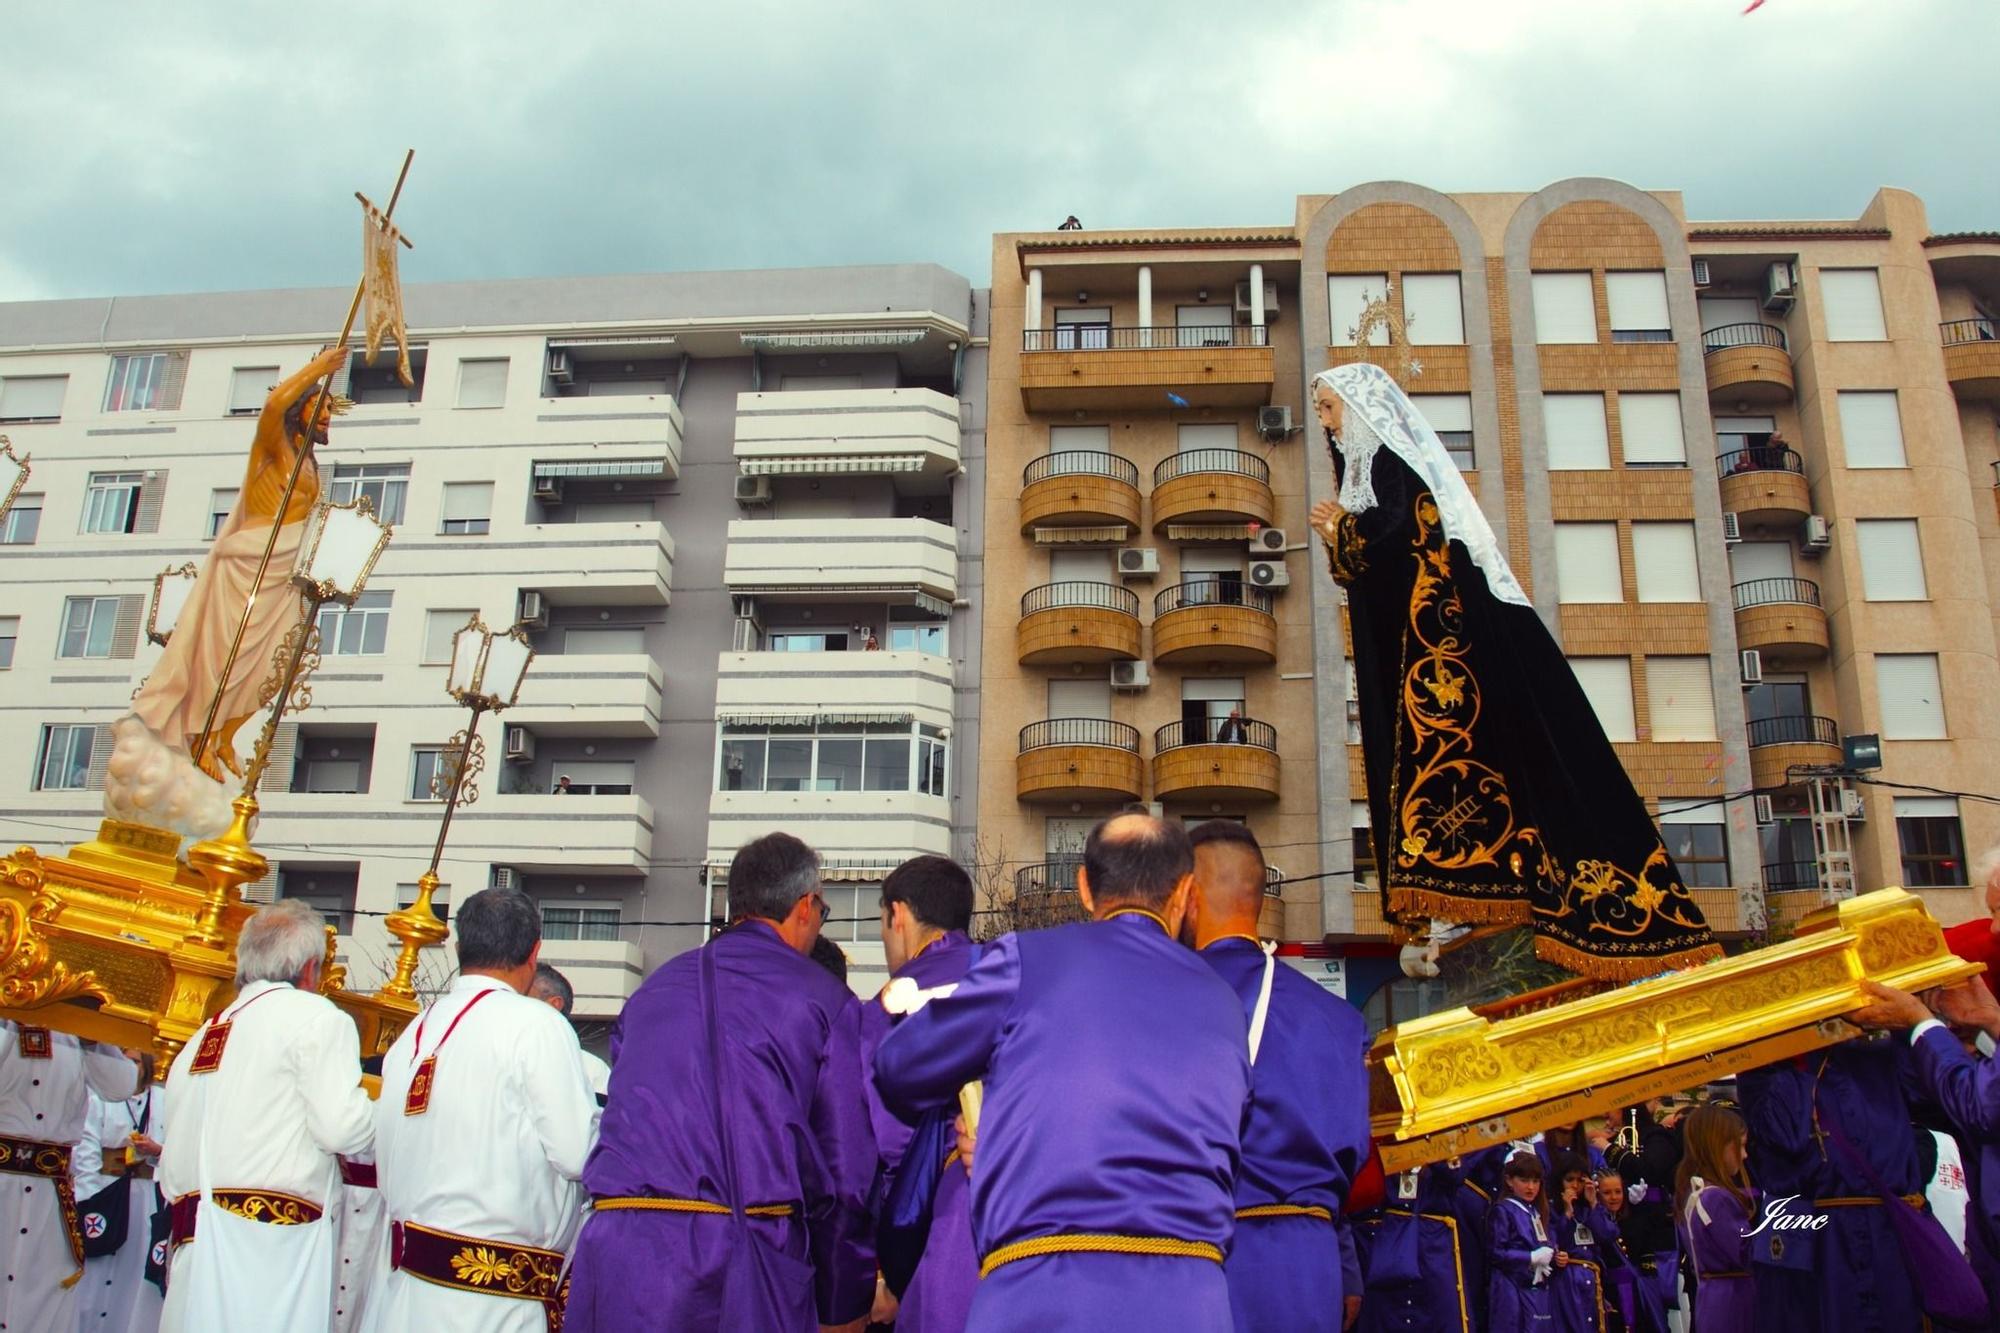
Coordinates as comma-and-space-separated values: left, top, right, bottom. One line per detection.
1234, 1204, 1334, 1222
592, 1194, 795, 1219
1815, 1195, 1926, 1208
980, 1232, 1225, 1279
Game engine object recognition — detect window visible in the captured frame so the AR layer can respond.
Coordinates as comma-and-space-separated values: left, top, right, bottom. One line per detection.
562, 626, 645, 655
1048, 677, 1112, 719
717, 721, 936, 794
1401, 273, 1465, 345
327, 463, 410, 524
103, 353, 172, 412
35, 724, 97, 791
1730, 539, 1793, 587
1553, 523, 1622, 603
423, 609, 474, 665
888, 624, 947, 655
1, 494, 39, 545
1177, 422, 1236, 454
1744, 674, 1810, 726
1351, 801, 1376, 888
1569, 657, 1637, 742
1544, 394, 1610, 470
0, 375, 67, 423
1876, 653, 1945, 739
1836, 392, 1906, 469
206, 489, 238, 539
1053, 308, 1110, 350
916, 724, 948, 797
767, 631, 849, 653
317, 590, 391, 657
551, 763, 634, 796
1532, 273, 1597, 344
1895, 797, 1967, 887
1606, 272, 1672, 342
1175, 305, 1234, 348
1329, 274, 1390, 346
297, 757, 365, 795
1631, 522, 1701, 603
1345, 661, 1361, 744
1617, 393, 1685, 466
1048, 424, 1110, 456
439, 481, 493, 535
1411, 394, 1474, 470
457, 358, 510, 409
1821, 268, 1888, 342
541, 903, 622, 942
228, 366, 278, 416
1659, 799, 1729, 887
0, 616, 15, 670
1646, 658, 1717, 741
349, 347, 428, 404
1857, 519, 1926, 601
409, 747, 458, 802
82, 471, 143, 534
59, 596, 121, 659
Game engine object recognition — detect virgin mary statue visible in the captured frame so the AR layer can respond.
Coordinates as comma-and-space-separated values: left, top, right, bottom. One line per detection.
1311, 361, 1720, 981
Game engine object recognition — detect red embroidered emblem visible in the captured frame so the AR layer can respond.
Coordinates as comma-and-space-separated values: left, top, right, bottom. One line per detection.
404, 1056, 436, 1116
16, 1027, 51, 1060
188, 1022, 231, 1075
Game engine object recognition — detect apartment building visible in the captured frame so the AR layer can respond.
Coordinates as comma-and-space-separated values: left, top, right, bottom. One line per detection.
0, 263, 984, 1011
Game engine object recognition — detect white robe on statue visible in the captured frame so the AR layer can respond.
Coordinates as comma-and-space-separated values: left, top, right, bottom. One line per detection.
72, 1087, 165, 1333
367, 975, 600, 1333
0, 1021, 138, 1333
157, 980, 373, 1333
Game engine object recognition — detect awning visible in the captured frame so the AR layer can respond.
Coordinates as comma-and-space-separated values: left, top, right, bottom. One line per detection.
737, 454, 926, 476
741, 329, 928, 350
717, 707, 916, 727
547, 335, 678, 352
1166, 523, 1257, 542
819, 709, 915, 726
1034, 525, 1130, 544
533, 459, 668, 480
728, 585, 953, 617
708, 859, 902, 885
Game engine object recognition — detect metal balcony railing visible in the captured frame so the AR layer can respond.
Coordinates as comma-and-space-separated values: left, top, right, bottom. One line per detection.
1021, 581, 1141, 618
1745, 715, 1840, 749
1018, 717, 1142, 753
1154, 717, 1278, 751
1153, 449, 1271, 486
1702, 322, 1789, 354
1264, 864, 1284, 898
1761, 860, 1822, 894
1022, 325, 1272, 352
1015, 859, 1083, 895
1717, 445, 1805, 477
1941, 317, 2000, 346
1023, 450, 1141, 488
1154, 581, 1276, 617
1732, 577, 1821, 611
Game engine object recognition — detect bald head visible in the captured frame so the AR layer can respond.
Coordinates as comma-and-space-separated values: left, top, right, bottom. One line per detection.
1081, 813, 1193, 912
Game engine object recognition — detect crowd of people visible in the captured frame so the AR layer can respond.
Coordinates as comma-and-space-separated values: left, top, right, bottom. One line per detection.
5, 815, 2000, 1331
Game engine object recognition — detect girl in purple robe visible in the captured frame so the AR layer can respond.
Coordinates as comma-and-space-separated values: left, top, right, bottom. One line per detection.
1597, 1168, 1676, 1333
1548, 1153, 1613, 1333
1674, 1104, 1756, 1333
1488, 1151, 1558, 1332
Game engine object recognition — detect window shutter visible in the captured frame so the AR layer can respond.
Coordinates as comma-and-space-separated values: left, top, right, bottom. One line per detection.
132, 471, 167, 535
1606, 272, 1671, 334
1553, 524, 1622, 603
1328, 275, 1390, 346
1632, 523, 1702, 602
1047, 679, 1112, 719
1049, 425, 1110, 453
1176, 423, 1236, 452
1820, 269, 1887, 342
1351, 799, 1371, 829
441, 481, 493, 523
1569, 657, 1637, 742
1893, 796, 1958, 820
1544, 394, 1610, 469
1837, 392, 1906, 468
110, 593, 145, 658
1645, 657, 1717, 741
1401, 274, 1465, 345
327, 352, 353, 401
1698, 298, 1761, 333
1617, 393, 1685, 465
1410, 394, 1473, 433
0, 375, 68, 421
457, 359, 510, 409
85, 725, 114, 791
241, 860, 283, 906
229, 367, 278, 414
1658, 798, 1723, 826
1876, 654, 1946, 739
157, 351, 191, 411
260, 721, 300, 793
1532, 273, 1597, 344
1857, 519, 1926, 601
1730, 540, 1794, 584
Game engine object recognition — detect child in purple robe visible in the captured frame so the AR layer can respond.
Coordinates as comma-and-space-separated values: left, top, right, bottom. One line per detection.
1597, 1168, 1676, 1333
1674, 1104, 1755, 1333
1488, 1151, 1558, 1332
1547, 1153, 1614, 1333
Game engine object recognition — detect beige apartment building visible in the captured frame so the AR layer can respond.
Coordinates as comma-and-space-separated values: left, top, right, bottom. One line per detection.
980, 182, 2000, 1014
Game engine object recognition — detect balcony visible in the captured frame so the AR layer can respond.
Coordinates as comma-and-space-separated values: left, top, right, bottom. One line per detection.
1762, 860, 1822, 895
508, 654, 665, 739
1152, 583, 1278, 666
1717, 446, 1811, 527
1151, 718, 1280, 802
1019, 326, 1275, 412
532, 393, 684, 479
1941, 319, 2000, 401
1020, 452, 1143, 537
733, 387, 961, 481
1746, 715, 1842, 791
1701, 324, 1793, 403
534, 937, 646, 1018
1009, 862, 1090, 930
520, 520, 675, 606
714, 648, 955, 725
1732, 577, 1828, 664
1016, 718, 1145, 803
1017, 582, 1143, 665
1150, 450, 1274, 535
724, 517, 957, 607
257, 793, 654, 877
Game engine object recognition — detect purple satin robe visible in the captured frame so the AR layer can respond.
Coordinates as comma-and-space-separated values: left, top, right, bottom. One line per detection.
1198, 937, 1370, 1333
1550, 1201, 1613, 1333
565, 920, 877, 1331
874, 913, 1250, 1332
1681, 1185, 1754, 1333
1487, 1196, 1556, 1333
1354, 1162, 1476, 1333
1910, 1024, 2000, 1325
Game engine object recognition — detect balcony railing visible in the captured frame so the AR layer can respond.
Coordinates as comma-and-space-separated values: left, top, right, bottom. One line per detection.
1153, 449, 1271, 486
1732, 577, 1821, 611
1745, 715, 1840, 749
1024, 451, 1141, 488
1762, 860, 1822, 893
1019, 718, 1142, 753
1717, 445, 1804, 476
1942, 317, 2000, 346
1155, 582, 1276, 617
1023, 325, 1272, 352
1702, 323, 1789, 354
1264, 864, 1284, 898
1154, 717, 1278, 752
1021, 581, 1141, 618
1016, 859, 1082, 895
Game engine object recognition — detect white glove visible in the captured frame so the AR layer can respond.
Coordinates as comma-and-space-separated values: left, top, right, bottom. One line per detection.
1530, 1246, 1555, 1284
1625, 1180, 1649, 1205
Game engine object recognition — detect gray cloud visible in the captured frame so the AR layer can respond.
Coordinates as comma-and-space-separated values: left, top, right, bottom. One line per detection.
2, 0, 1994, 302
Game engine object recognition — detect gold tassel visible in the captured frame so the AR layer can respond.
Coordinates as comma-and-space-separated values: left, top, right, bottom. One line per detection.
1532, 935, 1724, 983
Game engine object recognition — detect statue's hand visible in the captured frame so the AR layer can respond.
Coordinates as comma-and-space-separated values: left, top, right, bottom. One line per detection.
1310, 499, 1344, 543
306, 343, 349, 377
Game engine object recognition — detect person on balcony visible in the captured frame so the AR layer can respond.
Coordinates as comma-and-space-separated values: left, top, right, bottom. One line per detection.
1215, 708, 1249, 745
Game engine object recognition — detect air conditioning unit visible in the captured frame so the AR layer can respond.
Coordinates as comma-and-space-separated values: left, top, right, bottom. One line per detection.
1248, 558, 1289, 590
1111, 660, 1152, 691
1802, 514, 1832, 552
517, 590, 548, 630
1691, 259, 1712, 289
1249, 527, 1288, 554
546, 349, 574, 385
1117, 547, 1160, 578
1233, 280, 1282, 323
1763, 261, 1797, 314
1840, 786, 1867, 821
504, 726, 536, 763
1740, 649, 1764, 685
1124, 801, 1165, 818
490, 866, 523, 891
1256, 405, 1293, 441
1754, 794, 1775, 825
734, 474, 773, 506
1721, 512, 1742, 544
532, 475, 564, 503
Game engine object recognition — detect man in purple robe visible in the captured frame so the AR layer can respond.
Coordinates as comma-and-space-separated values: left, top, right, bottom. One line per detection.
1181, 819, 1371, 1332
564, 832, 877, 1332
1354, 1159, 1478, 1333
873, 813, 1250, 1332
859, 854, 979, 1332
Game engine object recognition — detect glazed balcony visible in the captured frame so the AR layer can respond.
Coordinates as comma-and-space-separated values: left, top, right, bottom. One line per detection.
1017, 581, 1143, 666
1150, 450, 1275, 535
1020, 451, 1143, 536
1152, 582, 1278, 666
1151, 717, 1280, 802
1015, 718, 1145, 803
732, 387, 961, 481
1701, 323, 1793, 404
1746, 715, 1842, 791
1019, 325, 1275, 412
1732, 577, 1828, 665
1941, 319, 2000, 401
1717, 446, 1811, 527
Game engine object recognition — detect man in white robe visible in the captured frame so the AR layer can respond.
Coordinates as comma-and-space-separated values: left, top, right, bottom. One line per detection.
158, 900, 374, 1332
331, 1149, 386, 1333
72, 1067, 165, 1333
370, 889, 599, 1333
529, 963, 611, 1103
0, 1022, 139, 1333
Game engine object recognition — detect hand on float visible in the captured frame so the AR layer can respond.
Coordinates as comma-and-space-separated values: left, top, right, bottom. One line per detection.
1851, 977, 1930, 1030
1929, 975, 2000, 1038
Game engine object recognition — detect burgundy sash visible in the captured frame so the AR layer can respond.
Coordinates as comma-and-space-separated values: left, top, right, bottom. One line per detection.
391, 1219, 566, 1331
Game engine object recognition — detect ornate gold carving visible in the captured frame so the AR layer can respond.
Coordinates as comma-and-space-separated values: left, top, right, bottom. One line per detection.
448, 1243, 563, 1299
1857, 918, 1938, 974
431, 730, 485, 806
1409, 1038, 1505, 1099
214, 1189, 320, 1225
0, 893, 109, 1009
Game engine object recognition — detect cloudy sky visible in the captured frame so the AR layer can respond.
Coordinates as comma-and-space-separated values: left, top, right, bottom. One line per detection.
2, 0, 1993, 303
